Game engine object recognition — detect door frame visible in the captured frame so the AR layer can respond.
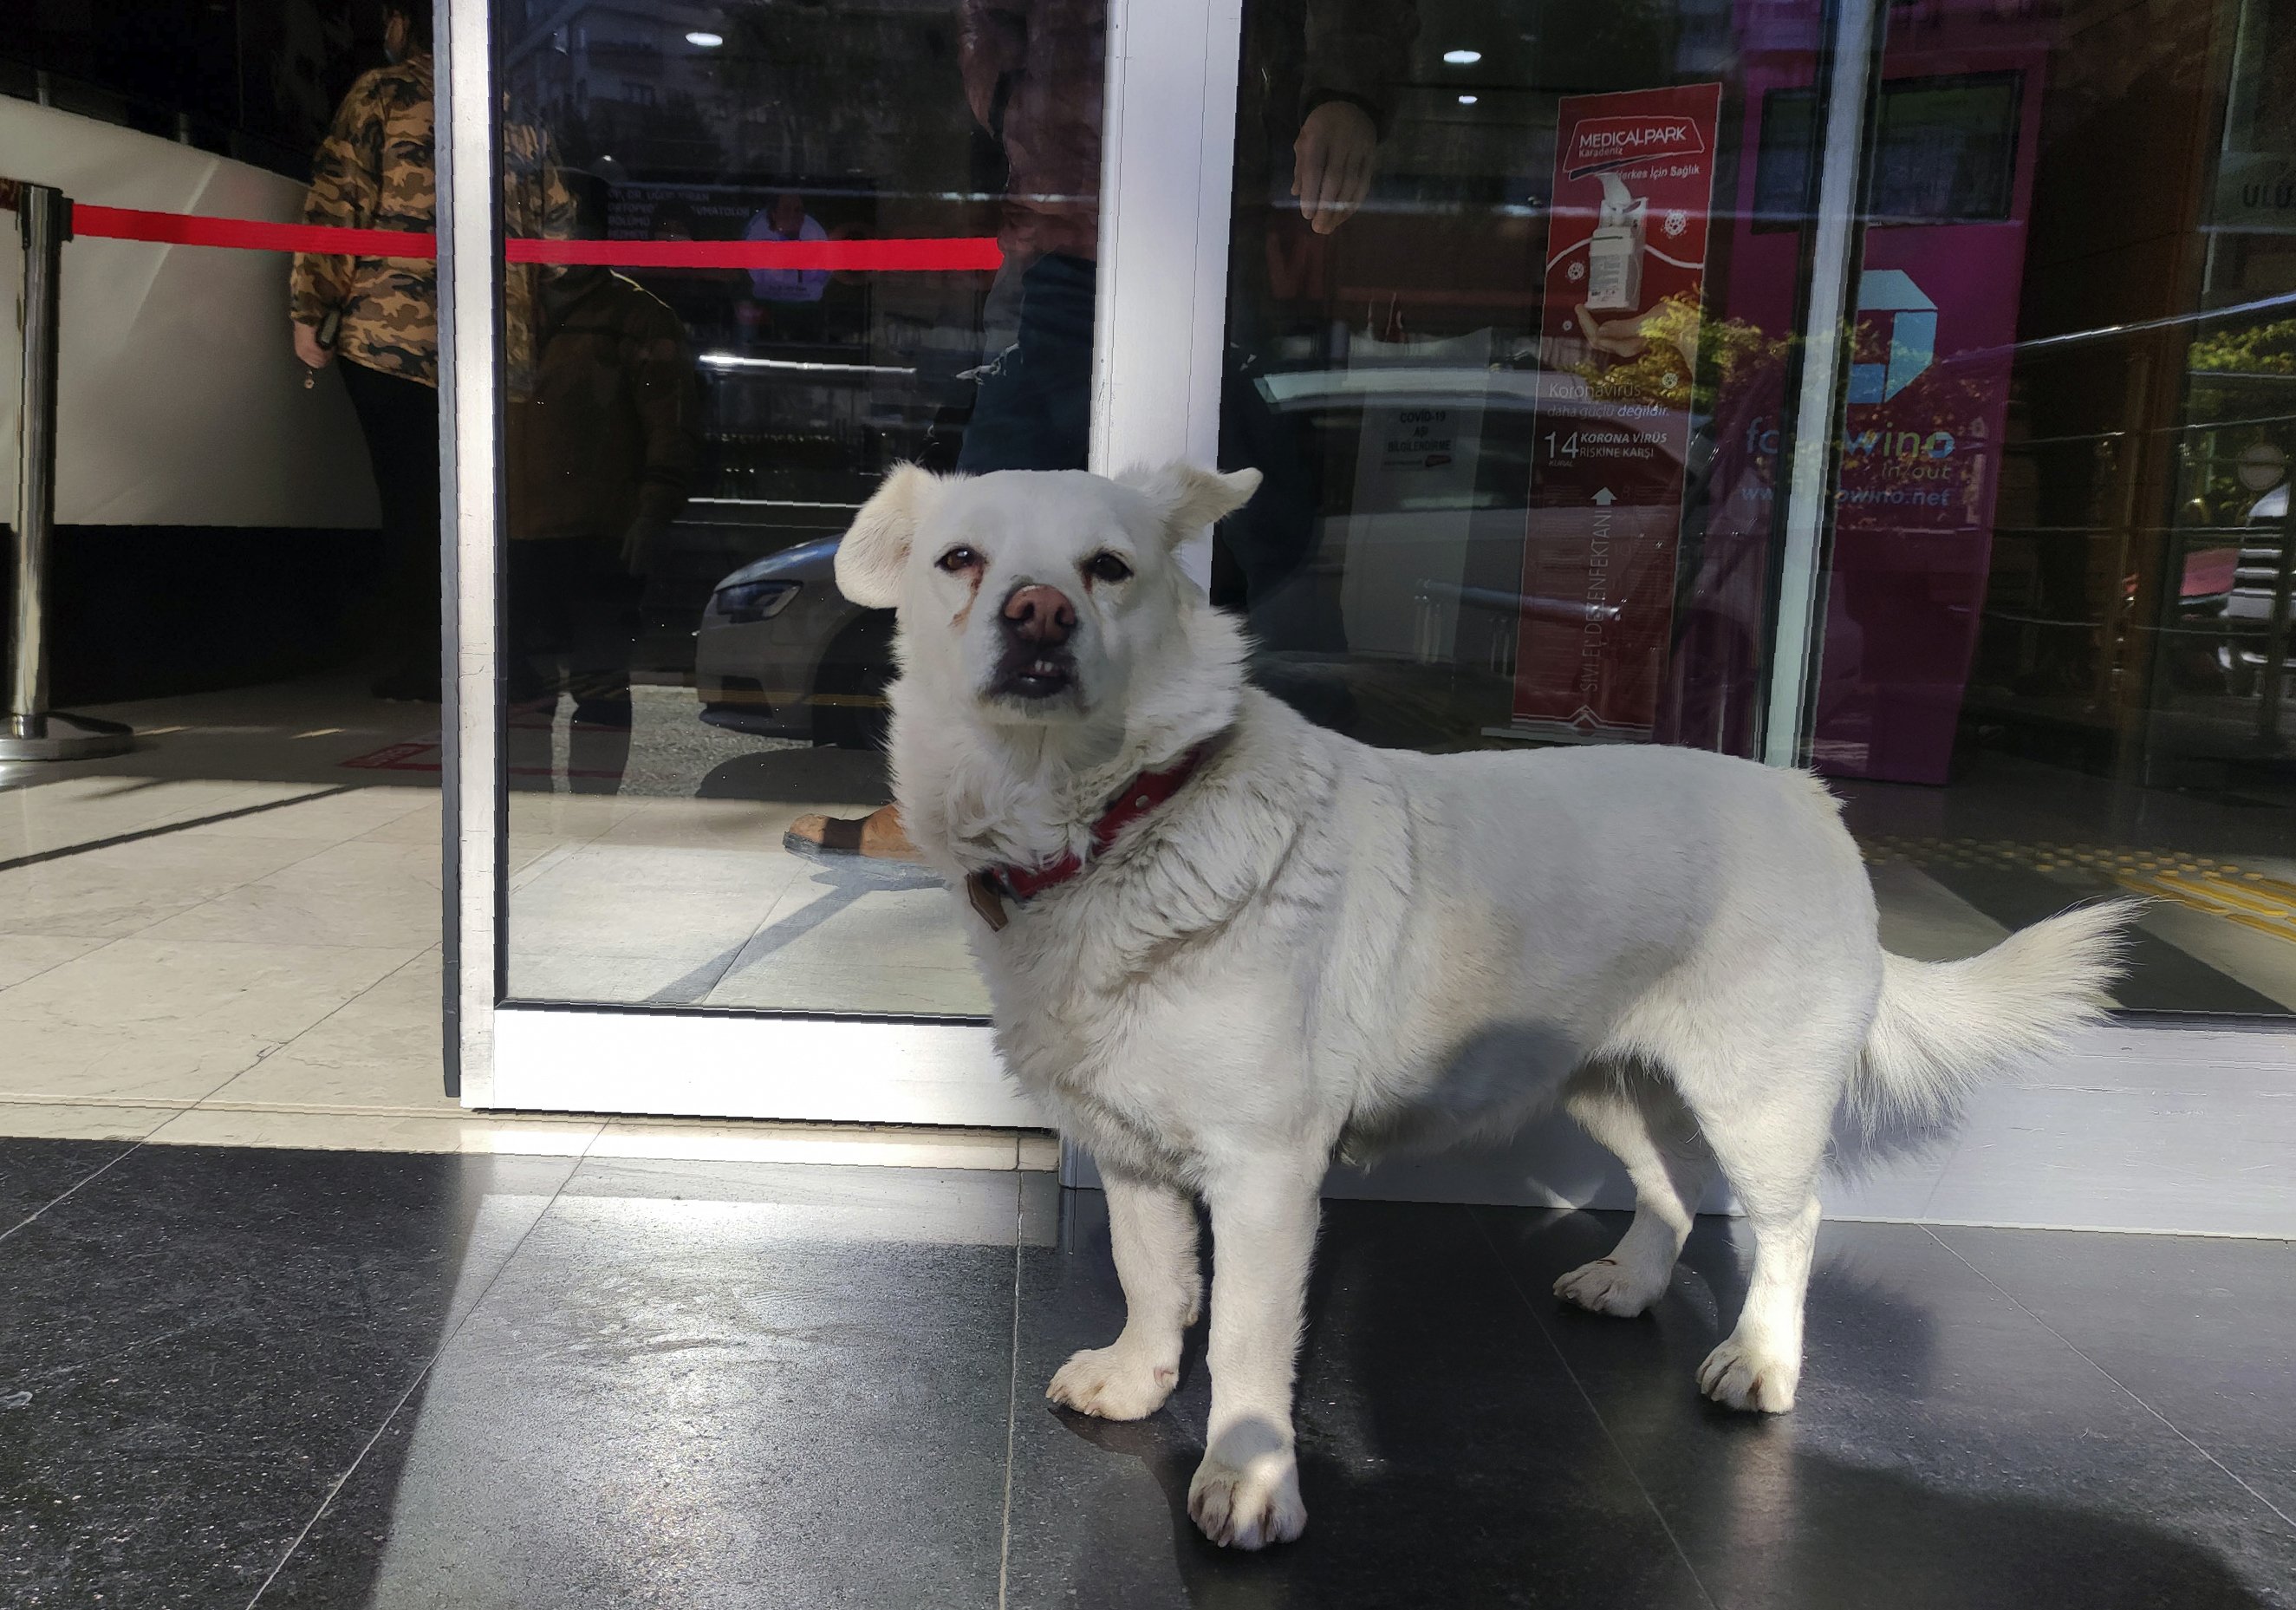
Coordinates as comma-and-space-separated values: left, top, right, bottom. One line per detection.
442, 0, 1248, 1122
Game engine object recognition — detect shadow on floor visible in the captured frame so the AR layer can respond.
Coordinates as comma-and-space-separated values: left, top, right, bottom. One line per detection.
1063, 1413, 2271, 1610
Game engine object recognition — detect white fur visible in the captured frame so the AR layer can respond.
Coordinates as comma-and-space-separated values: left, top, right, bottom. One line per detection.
842, 462, 2138, 1549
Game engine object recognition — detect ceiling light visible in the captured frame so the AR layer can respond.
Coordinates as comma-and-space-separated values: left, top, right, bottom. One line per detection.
1443, 48, 1481, 65
1457, 94, 1479, 106
686, 30, 724, 47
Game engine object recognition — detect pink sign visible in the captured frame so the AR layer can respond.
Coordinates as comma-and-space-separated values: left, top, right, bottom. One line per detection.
1512, 82, 1725, 740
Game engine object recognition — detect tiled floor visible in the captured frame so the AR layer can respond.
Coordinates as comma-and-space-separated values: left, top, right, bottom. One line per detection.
0, 1140, 2288, 1607
0, 675, 992, 1148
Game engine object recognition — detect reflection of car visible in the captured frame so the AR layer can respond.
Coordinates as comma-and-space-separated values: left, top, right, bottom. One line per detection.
694, 536, 894, 749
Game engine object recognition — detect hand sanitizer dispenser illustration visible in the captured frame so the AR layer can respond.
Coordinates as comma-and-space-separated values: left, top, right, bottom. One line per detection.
1585, 174, 1647, 312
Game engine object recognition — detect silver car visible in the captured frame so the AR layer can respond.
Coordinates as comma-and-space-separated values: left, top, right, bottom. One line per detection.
694, 535, 893, 749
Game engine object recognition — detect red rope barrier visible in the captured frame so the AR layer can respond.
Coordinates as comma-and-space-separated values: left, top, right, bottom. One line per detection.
75, 205, 435, 257
505, 236, 1004, 270
68, 203, 1000, 271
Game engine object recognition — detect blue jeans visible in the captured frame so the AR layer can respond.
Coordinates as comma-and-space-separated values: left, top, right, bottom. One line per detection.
957, 253, 1096, 474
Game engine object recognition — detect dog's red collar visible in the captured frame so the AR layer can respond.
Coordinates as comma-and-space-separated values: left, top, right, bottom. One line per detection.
966, 743, 1212, 930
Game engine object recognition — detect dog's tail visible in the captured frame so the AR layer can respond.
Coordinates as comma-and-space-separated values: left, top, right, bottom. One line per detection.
1850, 898, 2142, 1133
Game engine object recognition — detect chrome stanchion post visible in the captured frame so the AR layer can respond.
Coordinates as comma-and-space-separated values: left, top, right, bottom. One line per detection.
2, 179, 133, 762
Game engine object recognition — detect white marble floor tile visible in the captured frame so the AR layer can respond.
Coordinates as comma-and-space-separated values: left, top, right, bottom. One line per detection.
165, 782, 437, 845
0, 833, 342, 938
742, 879, 978, 974
504, 792, 639, 839
702, 958, 989, 1017
594, 796, 825, 851
140, 1106, 606, 1154
0, 777, 284, 857
354, 801, 452, 846
508, 844, 796, 960
0, 1098, 179, 1141
504, 948, 744, 1005
0, 1021, 276, 1104
193, 951, 450, 1113
0, 935, 107, 991
133, 840, 442, 950
0, 935, 418, 1044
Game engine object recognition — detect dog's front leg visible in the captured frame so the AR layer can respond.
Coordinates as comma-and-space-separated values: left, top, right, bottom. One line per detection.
1187, 1161, 1321, 1549
1048, 1169, 1199, 1420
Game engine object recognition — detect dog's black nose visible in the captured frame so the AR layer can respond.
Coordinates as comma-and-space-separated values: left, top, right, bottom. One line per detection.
1002, 584, 1076, 647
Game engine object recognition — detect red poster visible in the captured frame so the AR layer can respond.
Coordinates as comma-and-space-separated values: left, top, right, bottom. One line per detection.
1511, 83, 1723, 740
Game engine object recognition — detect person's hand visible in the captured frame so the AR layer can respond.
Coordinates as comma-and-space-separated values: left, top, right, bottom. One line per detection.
292, 320, 335, 369
1292, 100, 1377, 236
1577, 303, 1649, 358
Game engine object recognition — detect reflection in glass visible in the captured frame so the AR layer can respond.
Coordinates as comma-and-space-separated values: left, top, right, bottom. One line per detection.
1221, 0, 2296, 1015
493, 0, 1102, 1014
1811, 0, 2296, 1014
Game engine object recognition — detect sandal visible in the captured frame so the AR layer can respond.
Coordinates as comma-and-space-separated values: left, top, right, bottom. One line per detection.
784, 813, 872, 858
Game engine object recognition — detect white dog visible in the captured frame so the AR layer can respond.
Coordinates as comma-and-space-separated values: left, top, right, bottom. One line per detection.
835, 460, 2134, 1550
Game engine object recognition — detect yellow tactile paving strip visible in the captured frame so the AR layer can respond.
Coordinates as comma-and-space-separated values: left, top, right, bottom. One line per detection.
1861, 835, 2296, 945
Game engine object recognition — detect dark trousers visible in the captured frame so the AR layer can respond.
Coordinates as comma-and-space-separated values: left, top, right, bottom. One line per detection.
504, 538, 641, 793
337, 359, 443, 691
956, 253, 1098, 475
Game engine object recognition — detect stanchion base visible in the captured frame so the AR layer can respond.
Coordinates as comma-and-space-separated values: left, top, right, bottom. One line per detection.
0, 712, 137, 762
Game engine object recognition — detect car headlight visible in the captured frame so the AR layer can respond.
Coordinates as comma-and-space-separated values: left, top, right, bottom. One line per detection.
712, 579, 801, 623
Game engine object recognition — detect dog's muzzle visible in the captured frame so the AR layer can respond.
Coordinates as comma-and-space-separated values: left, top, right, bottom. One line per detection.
990, 583, 1079, 701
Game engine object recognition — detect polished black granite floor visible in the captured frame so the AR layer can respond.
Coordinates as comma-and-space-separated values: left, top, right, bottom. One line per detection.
1, 1140, 2289, 1608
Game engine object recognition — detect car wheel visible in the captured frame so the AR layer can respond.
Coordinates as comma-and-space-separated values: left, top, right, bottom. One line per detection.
814, 612, 895, 752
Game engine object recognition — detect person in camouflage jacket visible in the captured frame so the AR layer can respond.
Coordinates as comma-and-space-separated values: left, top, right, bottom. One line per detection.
289, 16, 570, 391
289, 3, 571, 700
288, 35, 438, 382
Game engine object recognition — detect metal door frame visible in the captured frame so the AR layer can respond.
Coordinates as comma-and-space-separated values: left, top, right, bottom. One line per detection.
440, 0, 1246, 1122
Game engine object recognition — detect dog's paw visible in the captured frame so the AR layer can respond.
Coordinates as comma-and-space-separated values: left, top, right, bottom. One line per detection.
1046, 1344, 1178, 1422
1187, 1450, 1305, 1550
1553, 1255, 1667, 1318
1696, 1335, 1798, 1413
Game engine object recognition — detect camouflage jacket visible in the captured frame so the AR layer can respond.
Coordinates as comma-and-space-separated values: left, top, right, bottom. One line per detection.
291, 53, 571, 394
290, 55, 440, 384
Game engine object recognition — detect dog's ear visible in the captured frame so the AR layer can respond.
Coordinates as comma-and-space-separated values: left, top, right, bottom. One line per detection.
1116, 462, 1263, 548
836, 463, 948, 609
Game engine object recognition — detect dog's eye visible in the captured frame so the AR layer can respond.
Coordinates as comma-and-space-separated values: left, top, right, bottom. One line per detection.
1083, 552, 1133, 585
935, 546, 980, 573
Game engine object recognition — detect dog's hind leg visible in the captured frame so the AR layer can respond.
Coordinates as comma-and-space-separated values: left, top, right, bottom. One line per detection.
1661, 1040, 1849, 1414
1554, 1063, 1714, 1318
1048, 1169, 1200, 1422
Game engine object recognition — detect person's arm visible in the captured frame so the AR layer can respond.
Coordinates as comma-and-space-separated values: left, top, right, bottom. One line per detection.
959, 0, 1031, 137
290, 73, 384, 360
1293, 0, 1421, 234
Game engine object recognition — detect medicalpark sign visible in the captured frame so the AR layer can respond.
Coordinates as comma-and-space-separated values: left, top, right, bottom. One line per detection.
1510, 82, 1724, 743
1562, 114, 1710, 179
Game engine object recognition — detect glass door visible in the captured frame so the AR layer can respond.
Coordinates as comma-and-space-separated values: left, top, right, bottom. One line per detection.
1179, 0, 2293, 1218
445, 0, 1244, 1120
1210, 0, 1838, 764
441, 0, 2294, 1169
